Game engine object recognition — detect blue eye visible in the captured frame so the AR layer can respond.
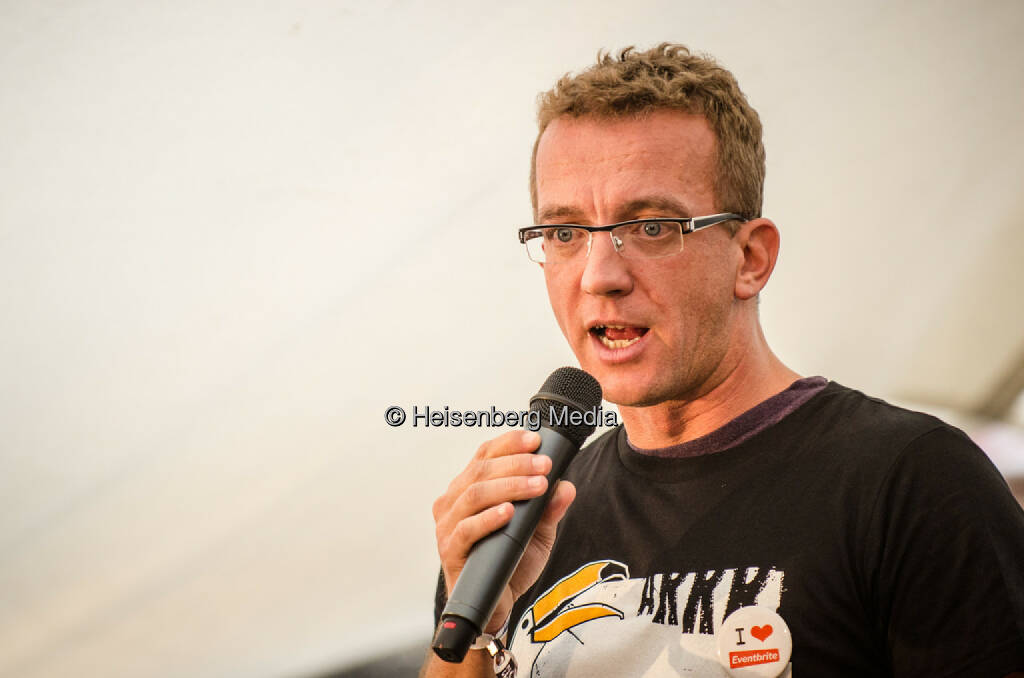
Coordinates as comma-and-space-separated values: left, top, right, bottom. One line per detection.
642, 222, 663, 236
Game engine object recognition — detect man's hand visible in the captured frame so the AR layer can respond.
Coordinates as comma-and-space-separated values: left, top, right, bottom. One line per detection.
432, 429, 577, 635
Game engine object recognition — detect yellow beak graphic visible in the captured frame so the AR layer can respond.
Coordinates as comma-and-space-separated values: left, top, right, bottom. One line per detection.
529, 560, 627, 643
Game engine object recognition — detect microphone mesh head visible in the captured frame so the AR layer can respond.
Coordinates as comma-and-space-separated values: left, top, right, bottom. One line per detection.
529, 367, 603, 446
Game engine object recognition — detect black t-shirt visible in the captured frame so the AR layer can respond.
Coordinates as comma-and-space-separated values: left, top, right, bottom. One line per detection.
437, 381, 1024, 676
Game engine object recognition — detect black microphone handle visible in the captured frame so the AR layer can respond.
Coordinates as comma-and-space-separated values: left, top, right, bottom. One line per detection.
432, 426, 578, 662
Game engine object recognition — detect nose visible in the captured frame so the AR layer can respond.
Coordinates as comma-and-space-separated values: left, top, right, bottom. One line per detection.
581, 231, 634, 297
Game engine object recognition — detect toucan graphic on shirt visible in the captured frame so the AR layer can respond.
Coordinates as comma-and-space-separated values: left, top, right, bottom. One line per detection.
524, 560, 629, 643
510, 560, 785, 677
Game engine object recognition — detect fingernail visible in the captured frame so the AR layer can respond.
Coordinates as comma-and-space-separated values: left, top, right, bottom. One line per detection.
532, 456, 548, 472
522, 431, 540, 446
528, 476, 545, 489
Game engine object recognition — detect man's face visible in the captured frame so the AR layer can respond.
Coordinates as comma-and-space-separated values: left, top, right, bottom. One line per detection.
534, 111, 742, 407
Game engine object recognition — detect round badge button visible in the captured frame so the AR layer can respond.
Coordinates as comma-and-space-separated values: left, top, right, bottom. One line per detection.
716, 606, 792, 677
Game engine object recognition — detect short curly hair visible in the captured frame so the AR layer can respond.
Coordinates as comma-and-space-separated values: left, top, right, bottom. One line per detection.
530, 43, 765, 227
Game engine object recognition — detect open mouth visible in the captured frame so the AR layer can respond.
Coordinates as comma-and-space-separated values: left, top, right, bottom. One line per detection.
590, 324, 649, 349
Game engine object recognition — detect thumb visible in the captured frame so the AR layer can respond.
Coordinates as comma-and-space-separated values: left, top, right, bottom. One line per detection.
533, 480, 576, 545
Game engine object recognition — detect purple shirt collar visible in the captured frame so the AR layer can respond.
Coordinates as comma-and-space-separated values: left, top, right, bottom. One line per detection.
627, 376, 829, 458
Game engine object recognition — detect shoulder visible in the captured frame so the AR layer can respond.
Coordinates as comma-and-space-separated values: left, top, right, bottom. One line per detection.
800, 381, 949, 444
785, 381, 982, 475
772, 379, 1020, 519
732, 380, 1020, 526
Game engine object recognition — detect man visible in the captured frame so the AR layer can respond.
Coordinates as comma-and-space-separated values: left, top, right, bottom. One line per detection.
422, 44, 1024, 677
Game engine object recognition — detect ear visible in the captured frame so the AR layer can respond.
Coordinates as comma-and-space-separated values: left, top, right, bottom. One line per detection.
733, 218, 780, 300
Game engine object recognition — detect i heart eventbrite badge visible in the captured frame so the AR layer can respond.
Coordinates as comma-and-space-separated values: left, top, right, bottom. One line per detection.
716, 606, 792, 677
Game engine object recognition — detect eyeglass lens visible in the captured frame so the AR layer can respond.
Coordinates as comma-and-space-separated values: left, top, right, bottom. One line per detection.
524, 221, 685, 263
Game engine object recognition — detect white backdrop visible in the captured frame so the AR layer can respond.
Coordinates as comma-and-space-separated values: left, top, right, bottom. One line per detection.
2, 1, 1023, 677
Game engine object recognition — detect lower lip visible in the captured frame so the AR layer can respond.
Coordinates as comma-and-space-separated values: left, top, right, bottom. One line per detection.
589, 330, 650, 364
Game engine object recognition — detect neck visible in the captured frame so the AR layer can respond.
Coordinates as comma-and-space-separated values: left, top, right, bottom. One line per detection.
619, 321, 800, 449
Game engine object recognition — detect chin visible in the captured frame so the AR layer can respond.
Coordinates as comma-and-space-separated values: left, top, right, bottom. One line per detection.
584, 367, 660, 408
605, 389, 663, 408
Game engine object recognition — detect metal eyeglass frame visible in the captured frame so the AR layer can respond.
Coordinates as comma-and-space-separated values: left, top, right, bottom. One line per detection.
517, 213, 745, 261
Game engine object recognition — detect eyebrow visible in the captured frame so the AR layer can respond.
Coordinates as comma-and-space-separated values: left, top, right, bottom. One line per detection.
536, 205, 584, 224
617, 197, 694, 220
536, 196, 695, 224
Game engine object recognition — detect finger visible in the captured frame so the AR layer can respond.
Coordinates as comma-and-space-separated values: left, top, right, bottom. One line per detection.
441, 502, 514, 570
434, 444, 549, 521
447, 473, 549, 527
462, 433, 546, 496
473, 429, 542, 461
478, 451, 552, 482
531, 480, 576, 547
541, 480, 576, 524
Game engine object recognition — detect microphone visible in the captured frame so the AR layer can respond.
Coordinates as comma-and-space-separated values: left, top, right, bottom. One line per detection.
432, 367, 602, 663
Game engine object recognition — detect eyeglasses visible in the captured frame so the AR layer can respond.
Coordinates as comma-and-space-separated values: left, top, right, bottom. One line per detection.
517, 213, 744, 263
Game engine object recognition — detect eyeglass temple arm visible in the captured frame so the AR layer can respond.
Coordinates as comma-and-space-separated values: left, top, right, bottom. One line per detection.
685, 213, 745, 233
